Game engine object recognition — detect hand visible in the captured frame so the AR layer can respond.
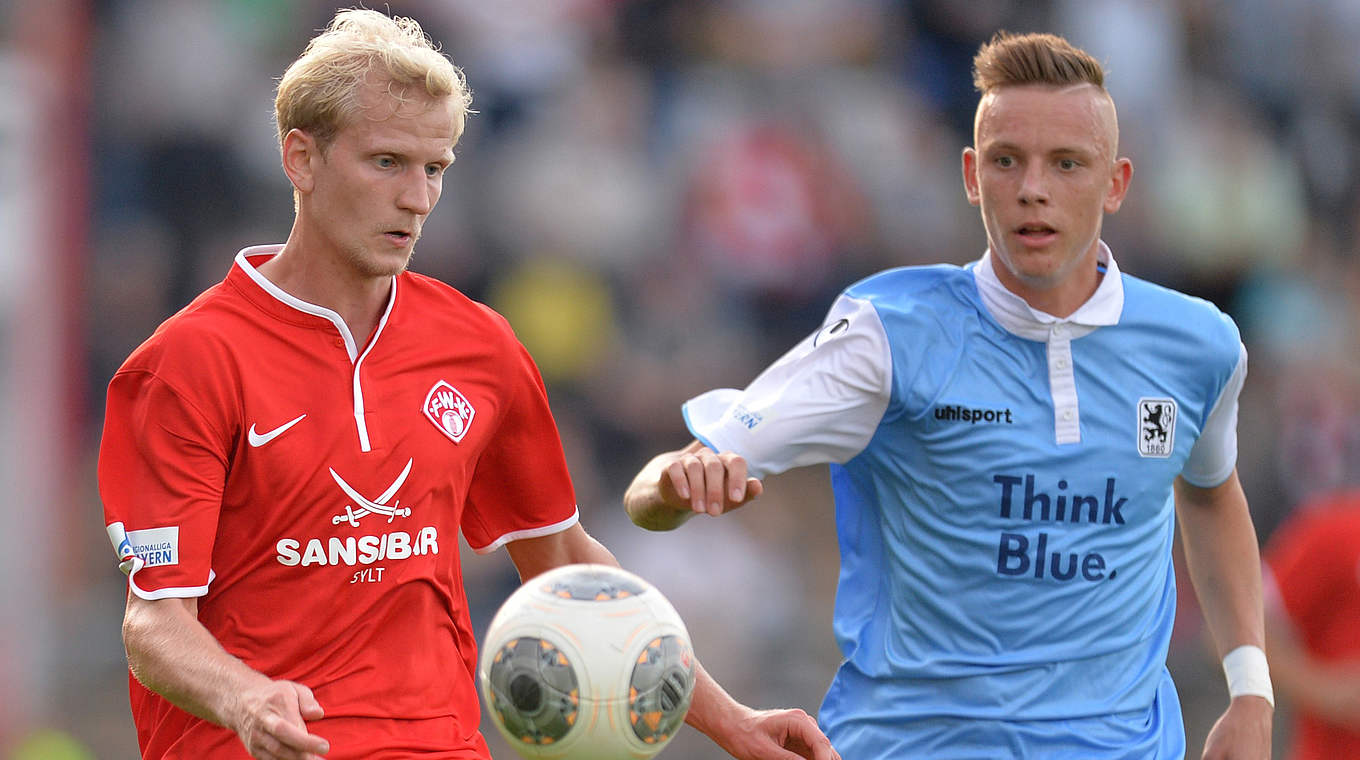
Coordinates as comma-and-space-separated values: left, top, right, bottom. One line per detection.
660, 446, 764, 517
712, 706, 840, 760
1201, 695, 1272, 760
229, 678, 330, 760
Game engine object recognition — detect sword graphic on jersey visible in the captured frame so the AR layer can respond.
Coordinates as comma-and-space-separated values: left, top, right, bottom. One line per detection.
331, 458, 414, 526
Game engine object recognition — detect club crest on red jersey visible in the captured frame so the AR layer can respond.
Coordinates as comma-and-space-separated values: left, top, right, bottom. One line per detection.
424, 380, 476, 444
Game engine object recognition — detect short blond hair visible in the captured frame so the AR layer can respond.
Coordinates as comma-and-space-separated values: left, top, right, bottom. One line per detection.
275, 8, 472, 151
972, 31, 1106, 94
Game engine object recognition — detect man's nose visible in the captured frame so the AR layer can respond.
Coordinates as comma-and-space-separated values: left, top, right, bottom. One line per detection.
1018, 165, 1050, 205
397, 171, 435, 215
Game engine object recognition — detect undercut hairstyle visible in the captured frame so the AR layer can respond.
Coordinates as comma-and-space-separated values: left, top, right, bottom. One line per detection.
972, 31, 1106, 94
275, 8, 473, 151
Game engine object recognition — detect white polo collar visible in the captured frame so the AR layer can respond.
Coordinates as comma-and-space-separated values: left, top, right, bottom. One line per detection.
971, 241, 1125, 342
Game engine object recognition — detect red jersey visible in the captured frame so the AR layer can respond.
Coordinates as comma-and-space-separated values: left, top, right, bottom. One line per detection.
99, 247, 579, 759
1264, 490, 1360, 760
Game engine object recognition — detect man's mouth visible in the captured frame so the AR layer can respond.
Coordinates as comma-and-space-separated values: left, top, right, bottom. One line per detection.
1016, 223, 1057, 244
384, 230, 413, 245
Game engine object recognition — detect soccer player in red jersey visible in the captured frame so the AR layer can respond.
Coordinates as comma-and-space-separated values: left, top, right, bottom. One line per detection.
98, 9, 838, 760
1265, 489, 1360, 759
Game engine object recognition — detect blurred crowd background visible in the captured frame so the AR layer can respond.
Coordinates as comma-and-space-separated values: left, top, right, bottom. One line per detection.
3, 0, 1360, 757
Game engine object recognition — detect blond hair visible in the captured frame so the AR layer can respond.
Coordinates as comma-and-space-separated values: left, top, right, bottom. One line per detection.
972, 31, 1106, 94
275, 8, 472, 151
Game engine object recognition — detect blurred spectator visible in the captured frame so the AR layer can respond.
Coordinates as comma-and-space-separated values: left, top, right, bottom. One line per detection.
1263, 489, 1360, 759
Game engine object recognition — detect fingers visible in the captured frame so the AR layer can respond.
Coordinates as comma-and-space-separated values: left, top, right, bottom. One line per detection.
780, 710, 840, 760
251, 728, 328, 760
294, 682, 325, 722
237, 681, 329, 759
247, 713, 329, 760
663, 448, 761, 516
270, 716, 330, 757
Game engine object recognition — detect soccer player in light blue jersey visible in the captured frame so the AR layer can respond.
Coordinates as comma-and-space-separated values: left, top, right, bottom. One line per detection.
625, 31, 1273, 759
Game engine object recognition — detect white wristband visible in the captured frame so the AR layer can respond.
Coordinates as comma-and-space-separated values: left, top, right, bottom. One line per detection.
1222, 645, 1273, 706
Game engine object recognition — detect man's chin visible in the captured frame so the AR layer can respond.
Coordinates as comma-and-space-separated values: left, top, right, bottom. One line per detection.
373, 248, 415, 276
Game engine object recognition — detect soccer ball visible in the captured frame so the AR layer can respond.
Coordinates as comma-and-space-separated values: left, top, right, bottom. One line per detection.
479, 563, 696, 760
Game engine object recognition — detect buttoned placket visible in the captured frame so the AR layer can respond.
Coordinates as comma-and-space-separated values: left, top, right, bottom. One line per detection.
970, 245, 1126, 447
236, 249, 395, 454
1047, 323, 1081, 444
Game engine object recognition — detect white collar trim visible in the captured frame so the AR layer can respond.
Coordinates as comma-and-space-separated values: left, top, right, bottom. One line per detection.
971, 241, 1124, 342
233, 245, 397, 363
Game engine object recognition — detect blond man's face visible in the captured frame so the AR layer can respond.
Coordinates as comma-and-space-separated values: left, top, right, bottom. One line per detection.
962, 83, 1131, 311
302, 81, 461, 278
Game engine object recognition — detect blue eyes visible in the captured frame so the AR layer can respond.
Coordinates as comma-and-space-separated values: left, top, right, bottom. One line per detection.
375, 157, 445, 177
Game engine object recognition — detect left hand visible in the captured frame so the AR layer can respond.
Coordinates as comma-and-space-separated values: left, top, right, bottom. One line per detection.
1201, 695, 1272, 760
711, 706, 840, 760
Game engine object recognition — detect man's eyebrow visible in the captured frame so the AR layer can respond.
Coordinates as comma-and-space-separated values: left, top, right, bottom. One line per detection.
983, 142, 1096, 157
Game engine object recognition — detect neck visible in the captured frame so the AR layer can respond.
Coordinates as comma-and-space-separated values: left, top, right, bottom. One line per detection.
989, 248, 1103, 319
258, 227, 393, 344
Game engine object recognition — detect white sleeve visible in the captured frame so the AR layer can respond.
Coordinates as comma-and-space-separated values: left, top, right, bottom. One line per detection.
1181, 342, 1247, 487
682, 295, 892, 479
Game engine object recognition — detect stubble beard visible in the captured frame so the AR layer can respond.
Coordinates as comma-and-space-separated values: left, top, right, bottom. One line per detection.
345, 233, 419, 279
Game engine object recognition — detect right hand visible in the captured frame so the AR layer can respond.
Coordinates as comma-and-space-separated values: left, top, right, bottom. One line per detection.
230, 678, 330, 760
659, 444, 764, 517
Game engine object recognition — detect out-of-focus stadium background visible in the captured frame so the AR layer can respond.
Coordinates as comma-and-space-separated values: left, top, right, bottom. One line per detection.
3, 0, 1359, 757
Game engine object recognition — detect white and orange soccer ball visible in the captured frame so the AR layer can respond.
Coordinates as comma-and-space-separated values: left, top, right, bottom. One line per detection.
479, 564, 696, 760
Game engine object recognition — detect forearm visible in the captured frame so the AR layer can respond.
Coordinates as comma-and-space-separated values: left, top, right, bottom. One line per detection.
1266, 607, 1360, 722
505, 522, 621, 581
123, 595, 269, 728
684, 662, 751, 745
1265, 613, 1323, 707
1175, 472, 1265, 655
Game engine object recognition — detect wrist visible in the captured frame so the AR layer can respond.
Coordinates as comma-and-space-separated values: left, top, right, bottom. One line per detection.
1223, 644, 1274, 707
683, 666, 750, 743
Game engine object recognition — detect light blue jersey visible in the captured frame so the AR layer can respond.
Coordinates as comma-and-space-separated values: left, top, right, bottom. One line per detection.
684, 246, 1246, 759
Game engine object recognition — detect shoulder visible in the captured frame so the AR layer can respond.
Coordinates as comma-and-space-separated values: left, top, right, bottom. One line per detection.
1119, 273, 1242, 364
1278, 490, 1360, 538
396, 271, 523, 352
846, 263, 971, 300
1267, 490, 1360, 568
843, 264, 975, 322
119, 282, 242, 379
1120, 273, 1240, 339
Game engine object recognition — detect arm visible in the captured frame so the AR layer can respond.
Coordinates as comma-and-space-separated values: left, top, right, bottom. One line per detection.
1265, 576, 1360, 727
504, 525, 837, 760
1174, 470, 1273, 759
623, 440, 764, 531
626, 296, 891, 533
122, 594, 330, 759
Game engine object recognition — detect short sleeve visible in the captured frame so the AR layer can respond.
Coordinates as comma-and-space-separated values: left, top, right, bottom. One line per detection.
460, 340, 579, 554
683, 294, 892, 479
99, 369, 229, 599
1181, 342, 1247, 487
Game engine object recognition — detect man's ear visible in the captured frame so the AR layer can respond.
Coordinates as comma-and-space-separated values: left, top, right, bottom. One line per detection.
961, 146, 982, 207
281, 128, 319, 195
1104, 157, 1133, 214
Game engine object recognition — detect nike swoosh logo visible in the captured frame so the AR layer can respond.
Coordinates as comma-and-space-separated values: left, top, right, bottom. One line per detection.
248, 414, 307, 447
